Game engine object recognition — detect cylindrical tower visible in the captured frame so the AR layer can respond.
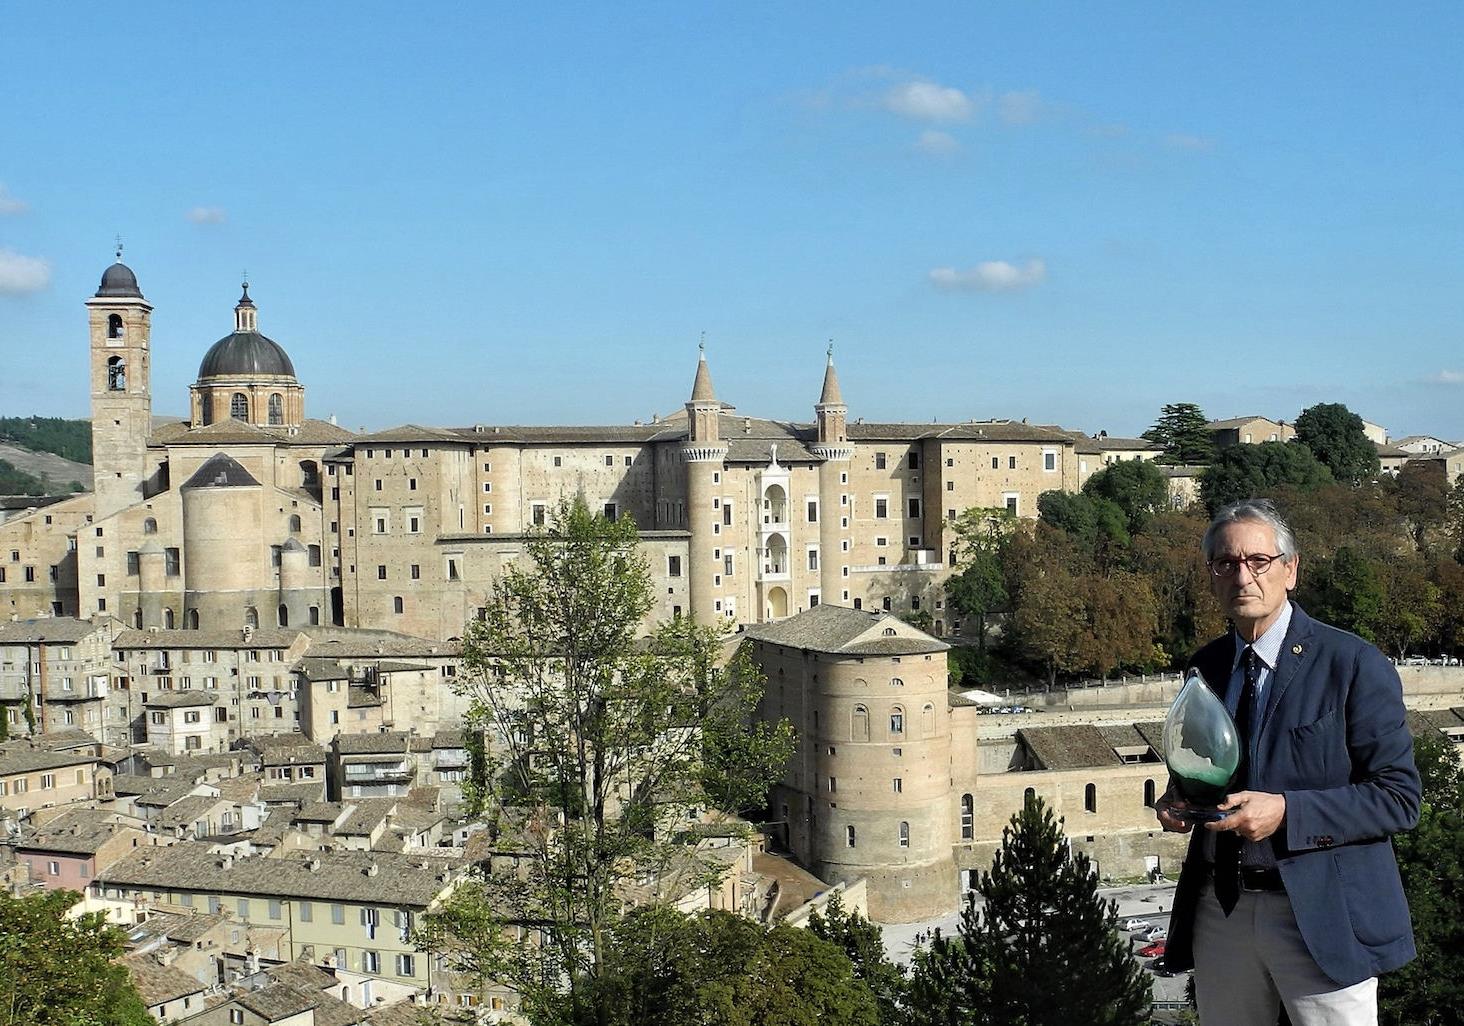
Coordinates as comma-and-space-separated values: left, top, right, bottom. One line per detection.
682, 347, 727, 623
137, 540, 166, 627
278, 538, 312, 627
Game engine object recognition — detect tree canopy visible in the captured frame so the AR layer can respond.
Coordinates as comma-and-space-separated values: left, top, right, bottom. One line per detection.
1082, 459, 1171, 534
1294, 402, 1380, 485
1142, 402, 1216, 465
0, 417, 92, 465
0, 888, 152, 1026
422, 497, 794, 1026
1199, 441, 1333, 514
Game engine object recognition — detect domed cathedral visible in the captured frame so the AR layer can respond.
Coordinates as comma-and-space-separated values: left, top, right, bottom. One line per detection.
189, 283, 306, 430
746, 605, 957, 922
60, 255, 353, 630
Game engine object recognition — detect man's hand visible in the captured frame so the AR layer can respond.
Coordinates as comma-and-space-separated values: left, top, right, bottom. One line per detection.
1154, 794, 1194, 834
1206, 791, 1286, 841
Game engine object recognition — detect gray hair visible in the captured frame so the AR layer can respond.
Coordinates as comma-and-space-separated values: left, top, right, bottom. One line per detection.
1202, 499, 1298, 562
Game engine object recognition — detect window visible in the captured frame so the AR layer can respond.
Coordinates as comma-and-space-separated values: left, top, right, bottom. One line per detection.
947, 481, 954, 491
268, 900, 282, 920
447, 557, 461, 581
1144, 779, 1156, 808
667, 555, 682, 577
852, 705, 870, 741
268, 393, 284, 425
807, 549, 818, 571
410, 564, 421, 580
40, 773, 55, 790
961, 793, 974, 840
150, 711, 165, 725
230, 393, 248, 420
532, 504, 547, 526
846, 825, 856, 847
393, 596, 404, 614
874, 497, 888, 519
1085, 783, 1097, 813
922, 703, 935, 735
908, 497, 921, 518
603, 502, 618, 522
183, 710, 200, 724
875, 452, 887, 470
396, 954, 416, 977
309, 544, 321, 567
231, 1010, 245, 1024
331, 903, 345, 924
1004, 494, 1019, 515
807, 499, 818, 522
126, 551, 140, 575
899, 821, 910, 848
1043, 449, 1057, 472
483, 504, 492, 515
377, 565, 388, 580
892, 777, 903, 793
890, 708, 904, 736
1008, 455, 1017, 469
724, 552, 733, 576
827, 776, 837, 793
882, 596, 892, 611
362, 951, 380, 974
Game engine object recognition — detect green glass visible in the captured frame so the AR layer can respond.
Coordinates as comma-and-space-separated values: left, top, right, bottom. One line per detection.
1161, 670, 1240, 822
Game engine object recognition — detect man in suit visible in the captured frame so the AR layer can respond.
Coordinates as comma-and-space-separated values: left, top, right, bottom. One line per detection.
1156, 499, 1419, 1025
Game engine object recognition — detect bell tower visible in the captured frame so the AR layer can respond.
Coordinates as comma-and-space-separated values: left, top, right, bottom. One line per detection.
86, 246, 153, 520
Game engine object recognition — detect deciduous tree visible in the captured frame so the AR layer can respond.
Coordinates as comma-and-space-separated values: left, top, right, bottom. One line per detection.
1294, 402, 1380, 485
1199, 441, 1333, 513
1083, 459, 1171, 533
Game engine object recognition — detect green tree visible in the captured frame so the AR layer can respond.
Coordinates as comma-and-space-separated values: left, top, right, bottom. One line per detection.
1294, 402, 1380, 485
586, 907, 881, 1026
421, 497, 794, 1026
1370, 555, 1441, 659
0, 417, 92, 464
1036, 491, 1130, 557
1388, 461, 1453, 552
945, 507, 1016, 658
1297, 546, 1385, 642
1129, 512, 1224, 667
806, 892, 907, 1025
906, 795, 1151, 1025
1379, 730, 1464, 1026
1199, 441, 1333, 513
1142, 402, 1216, 465
1083, 460, 1171, 534
0, 888, 152, 1026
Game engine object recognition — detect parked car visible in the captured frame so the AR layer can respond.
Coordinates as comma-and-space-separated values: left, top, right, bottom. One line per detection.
1148, 957, 1179, 977
1139, 941, 1166, 958
1122, 918, 1151, 931
1138, 926, 1167, 942
1402, 655, 1428, 666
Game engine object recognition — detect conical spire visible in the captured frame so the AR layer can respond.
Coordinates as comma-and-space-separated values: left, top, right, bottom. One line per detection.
690, 339, 717, 403
818, 343, 843, 405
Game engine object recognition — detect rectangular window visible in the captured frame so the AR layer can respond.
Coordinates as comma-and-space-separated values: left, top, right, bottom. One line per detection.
1008, 455, 1017, 469
377, 564, 388, 580
874, 497, 888, 519
126, 551, 140, 575
40, 773, 55, 789
667, 555, 682, 577
396, 954, 416, 977
268, 900, 282, 920
892, 777, 903, 793
723, 502, 732, 526
393, 596, 404, 614
331, 903, 345, 924
410, 564, 421, 580
908, 451, 920, 469
807, 499, 818, 522
807, 549, 818, 571
532, 504, 547, 526
724, 552, 734, 576
991, 456, 999, 469
908, 497, 921, 518
946, 481, 954, 491
603, 503, 618, 522
374, 479, 383, 491
1004, 493, 1019, 516
1043, 449, 1057, 472
298, 901, 313, 922
875, 452, 887, 470
363, 951, 380, 974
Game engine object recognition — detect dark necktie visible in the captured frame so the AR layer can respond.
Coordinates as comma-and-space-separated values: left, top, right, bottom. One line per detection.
1215, 646, 1258, 915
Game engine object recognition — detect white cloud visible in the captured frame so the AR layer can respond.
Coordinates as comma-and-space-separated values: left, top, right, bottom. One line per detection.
1164, 133, 1215, 152
185, 206, 227, 225
884, 79, 976, 122
1433, 370, 1464, 385
0, 248, 51, 295
929, 259, 1047, 293
997, 90, 1046, 125
0, 184, 27, 215
915, 130, 960, 155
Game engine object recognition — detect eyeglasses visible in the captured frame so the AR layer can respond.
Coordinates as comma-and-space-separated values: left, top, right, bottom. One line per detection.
1207, 553, 1287, 578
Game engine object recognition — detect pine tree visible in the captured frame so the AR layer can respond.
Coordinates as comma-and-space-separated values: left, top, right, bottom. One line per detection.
909, 794, 1151, 1026
1142, 403, 1216, 465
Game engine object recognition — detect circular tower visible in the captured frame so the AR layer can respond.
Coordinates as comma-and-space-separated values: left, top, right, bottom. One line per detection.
180, 453, 268, 629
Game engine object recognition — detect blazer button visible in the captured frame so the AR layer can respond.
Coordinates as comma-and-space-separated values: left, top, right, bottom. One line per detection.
1318, 836, 1333, 847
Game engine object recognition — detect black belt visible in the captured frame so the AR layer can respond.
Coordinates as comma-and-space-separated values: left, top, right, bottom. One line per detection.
1205, 863, 1284, 892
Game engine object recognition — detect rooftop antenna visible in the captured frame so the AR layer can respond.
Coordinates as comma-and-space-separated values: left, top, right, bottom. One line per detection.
699, 331, 706, 355
114, 235, 124, 262
827, 339, 834, 361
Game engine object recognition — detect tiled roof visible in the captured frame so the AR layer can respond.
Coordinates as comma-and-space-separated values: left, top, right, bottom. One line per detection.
0, 617, 108, 643
295, 802, 344, 823
143, 690, 219, 709
153, 418, 357, 447
236, 982, 320, 1021
259, 781, 327, 805
335, 731, 413, 754
299, 628, 460, 659
98, 846, 463, 906
845, 419, 1075, 444
1205, 415, 1281, 430
155, 794, 227, 830
445, 424, 668, 444
743, 603, 948, 656
121, 952, 208, 1007
354, 424, 471, 445
115, 627, 301, 650
263, 960, 337, 994
17, 809, 142, 855
0, 742, 100, 775
1092, 435, 1162, 451
1017, 724, 1121, 770
297, 658, 351, 682
336, 799, 397, 836
182, 453, 260, 489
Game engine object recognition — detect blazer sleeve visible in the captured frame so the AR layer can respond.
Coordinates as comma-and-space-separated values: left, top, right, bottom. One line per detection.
1282, 643, 1421, 851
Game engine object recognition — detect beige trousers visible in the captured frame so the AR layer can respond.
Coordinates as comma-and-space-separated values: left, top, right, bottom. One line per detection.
1193, 881, 1377, 1026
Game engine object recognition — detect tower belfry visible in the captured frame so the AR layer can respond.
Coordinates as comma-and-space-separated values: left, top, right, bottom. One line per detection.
86, 249, 154, 520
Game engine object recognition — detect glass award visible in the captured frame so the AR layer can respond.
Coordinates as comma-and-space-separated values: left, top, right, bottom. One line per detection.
1161, 670, 1240, 822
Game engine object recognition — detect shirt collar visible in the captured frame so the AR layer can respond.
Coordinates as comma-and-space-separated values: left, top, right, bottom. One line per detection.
1232, 600, 1293, 673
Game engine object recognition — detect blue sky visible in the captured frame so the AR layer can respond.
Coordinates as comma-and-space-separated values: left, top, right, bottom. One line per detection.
2, 3, 1462, 440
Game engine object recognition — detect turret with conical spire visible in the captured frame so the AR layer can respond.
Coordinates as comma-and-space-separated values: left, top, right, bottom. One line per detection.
682, 342, 729, 622
812, 345, 852, 607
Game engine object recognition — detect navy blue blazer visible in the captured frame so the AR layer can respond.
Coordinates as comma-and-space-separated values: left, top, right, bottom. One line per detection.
1164, 604, 1421, 987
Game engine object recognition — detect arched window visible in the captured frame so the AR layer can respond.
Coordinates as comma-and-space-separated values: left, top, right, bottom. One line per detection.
107, 313, 124, 339
107, 356, 126, 391
1085, 783, 1097, 813
960, 793, 974, 841
163, 608, 174, 629
898, 821, 910, 848
1024, 786, 1036, 805
186, 608, 199, 630
889, 705, 905, 737
851, 704, 870, 742
891, 677, 904, 687
922, 702, 935, 736
268, 393, 284, 426
230, 392, 248, 420
244, 606, 259, 628
300, 460, 319, 487
882, 627, 896, 636
201, 393, 213, 424
308, 605, 320, 626
846, 825, 856, 848
277, 604, 289, 627
288, 514, 301, 533
142, 517, 157, 535
1144, 779, 1156, 808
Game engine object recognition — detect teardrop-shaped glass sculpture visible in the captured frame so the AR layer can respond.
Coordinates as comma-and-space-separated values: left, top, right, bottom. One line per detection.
1162, 669, 1240, 817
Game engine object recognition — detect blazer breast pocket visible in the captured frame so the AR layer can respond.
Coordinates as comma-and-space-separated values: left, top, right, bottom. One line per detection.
1291, 707, 1339, 740
1285, 708, 1340, 780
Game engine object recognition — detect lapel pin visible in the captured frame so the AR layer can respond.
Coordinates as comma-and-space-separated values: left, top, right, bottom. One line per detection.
1292, 644, 1303, 655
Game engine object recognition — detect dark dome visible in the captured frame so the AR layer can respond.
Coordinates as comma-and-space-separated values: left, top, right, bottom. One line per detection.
197, 331, 297, 379
96, 261, 143, 299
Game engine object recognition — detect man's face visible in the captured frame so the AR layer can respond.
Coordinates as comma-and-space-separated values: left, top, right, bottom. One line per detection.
1208, 520, 1299, 637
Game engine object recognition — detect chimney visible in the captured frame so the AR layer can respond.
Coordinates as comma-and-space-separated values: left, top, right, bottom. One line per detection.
366, 862, 379, 877
307, 857, 321, 872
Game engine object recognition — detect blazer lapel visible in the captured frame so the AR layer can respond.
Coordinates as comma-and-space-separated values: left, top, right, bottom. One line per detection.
1259, 602, 1316, 736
